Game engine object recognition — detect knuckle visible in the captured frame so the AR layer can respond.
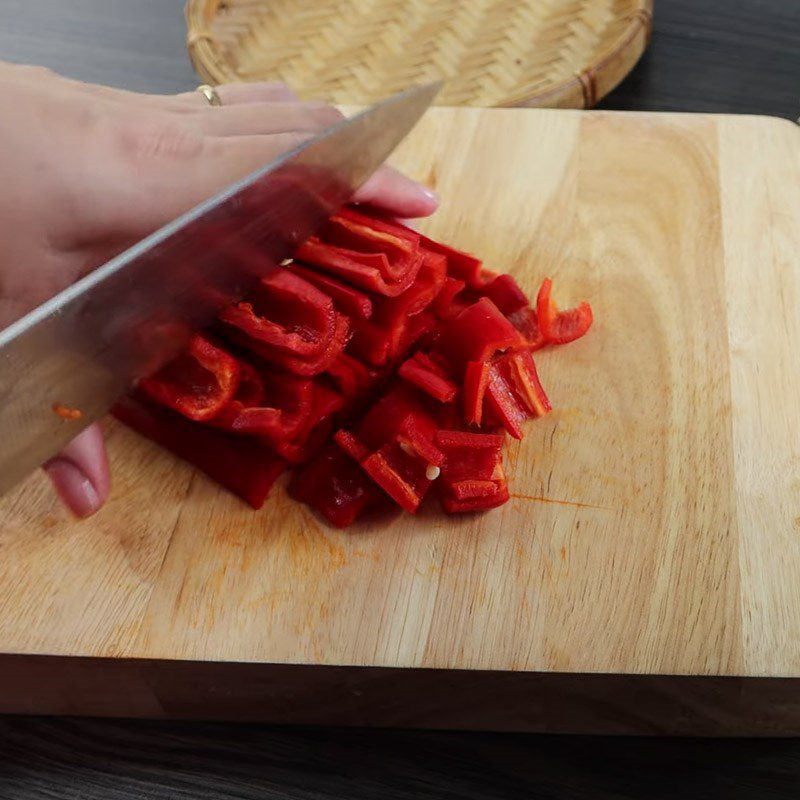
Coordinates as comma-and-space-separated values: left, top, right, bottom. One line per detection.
121, 118, 204, 161
309, 104, 344, 126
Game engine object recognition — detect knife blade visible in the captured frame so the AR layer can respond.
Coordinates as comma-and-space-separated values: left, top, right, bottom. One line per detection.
0, 81, 440, 495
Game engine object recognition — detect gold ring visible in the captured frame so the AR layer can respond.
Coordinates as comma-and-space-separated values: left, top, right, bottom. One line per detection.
197, 84, 222, 107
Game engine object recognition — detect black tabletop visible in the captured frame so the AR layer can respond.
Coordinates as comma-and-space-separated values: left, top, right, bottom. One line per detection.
1, 1, 799, 798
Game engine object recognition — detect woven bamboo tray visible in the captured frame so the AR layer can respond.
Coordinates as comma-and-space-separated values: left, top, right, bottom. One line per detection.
186, 0, 653, 108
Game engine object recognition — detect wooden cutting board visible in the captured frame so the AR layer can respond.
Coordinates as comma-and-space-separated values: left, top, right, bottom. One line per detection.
2, 107, 800, 735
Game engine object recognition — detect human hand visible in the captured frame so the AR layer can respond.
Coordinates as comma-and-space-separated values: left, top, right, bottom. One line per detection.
0, 61, 438, 517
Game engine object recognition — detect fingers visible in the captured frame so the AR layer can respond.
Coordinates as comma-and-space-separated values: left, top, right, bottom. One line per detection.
43, 425, 110, 518
194, 102, 343, 137
353, 165, 439, 218
215, 81, 300, 105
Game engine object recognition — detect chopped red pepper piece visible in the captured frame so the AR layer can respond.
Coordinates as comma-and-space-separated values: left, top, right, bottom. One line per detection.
335, 386, 444, 513
485, 351, 551, 438
536, 277, 594, 345
432, 276, 466, 320
320, 208, 421, 280
139, 333, 240, 422
435, 430, 509, 513
348, 250, 446, 367
481, 274, 530, 315
398, 352, 457, 403
211, 366, 313, 443
420, 234, 484, 288
291, 263, 373, 320
508, 306, 546, 350
269, 381, 344, 463
288, 445, 381, 528
295, 240, 424, 297
113, 394, 284, 509
463, 360, 491, 425
325, 353, 375, 401
434, 298, 525, 372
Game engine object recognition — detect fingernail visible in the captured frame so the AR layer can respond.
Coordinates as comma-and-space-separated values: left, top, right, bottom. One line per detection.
420, 186, 439, 203
44, 458, 101, 518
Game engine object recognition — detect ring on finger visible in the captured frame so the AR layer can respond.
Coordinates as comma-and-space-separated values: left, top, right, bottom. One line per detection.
197, 84, 223, 107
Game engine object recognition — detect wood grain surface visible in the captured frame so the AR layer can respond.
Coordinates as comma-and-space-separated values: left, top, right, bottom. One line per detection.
2, 107, 800, 733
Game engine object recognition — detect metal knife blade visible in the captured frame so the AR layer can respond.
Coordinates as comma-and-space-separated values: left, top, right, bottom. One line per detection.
0, 81, 440, 495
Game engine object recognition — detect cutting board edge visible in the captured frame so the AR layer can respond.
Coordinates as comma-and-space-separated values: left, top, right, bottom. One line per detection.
3, 652, 800, 735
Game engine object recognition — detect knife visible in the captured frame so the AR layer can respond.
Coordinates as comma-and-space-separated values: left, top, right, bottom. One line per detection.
0, 81, 440, 495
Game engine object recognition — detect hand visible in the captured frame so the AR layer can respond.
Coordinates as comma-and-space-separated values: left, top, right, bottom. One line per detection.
0, 62, 438, 517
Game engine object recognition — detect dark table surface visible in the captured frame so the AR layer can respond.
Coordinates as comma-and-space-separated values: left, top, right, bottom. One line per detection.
1, 1, 800, 798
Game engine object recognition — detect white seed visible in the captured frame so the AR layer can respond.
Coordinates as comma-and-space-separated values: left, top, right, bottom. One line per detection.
399, 442, 415, 456
425, 464, 441, 481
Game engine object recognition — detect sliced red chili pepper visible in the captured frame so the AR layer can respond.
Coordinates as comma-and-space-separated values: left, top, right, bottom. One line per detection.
435, 430, 508, 513
325, 353, 375, 401
506, 350, 551, 417
507, 306, 546, 351
295, 240, 424, 297
348, 251, 446, 367
398, 352, 457, 403
220, 269, 336, 356
420, 234, 484, 288
211, 367, 313, 443
481, 274, 530, 315
320, 208, 420, 280
113, 394, 284, 509
288, 444, 380, 528
334, 429, 371, 462
484, 351, 551, 438
335, 386, 444, 512
269, 381, 345, 463
291, 263, 373, 320
463, 360, 491, 425
139, 333, 240, 422
434, 298, 525, 372
432, 276, 466, 320
536, 277, 593, 345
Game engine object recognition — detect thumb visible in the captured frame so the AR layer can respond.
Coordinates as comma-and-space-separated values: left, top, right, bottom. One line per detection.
44, 424, 110, 518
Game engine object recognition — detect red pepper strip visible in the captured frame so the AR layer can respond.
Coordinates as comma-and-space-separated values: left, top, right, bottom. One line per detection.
219, 269, 336, 357
295, 239, 424, 297
420, 234, 485, 288
269, 381, 344, 463
485, 351, 551, 438
463, 360, 491, 425
434, 298, 526, 373
291, 263, 373, 320
506, 350, 551, 417
325, 353, 375, 401
139, 333, 240, 422
398, 352, 457, 403
361, 448, 431, 513
440, 479, 510, 513
335, 206, 420, 246
482, 274, 530, 315
222, 302, 349, 376
435, 430, 508, 513
507, 306, 546, 351
288, 444, 381, 528
435, 430, 506, 481
211, 368, 314, 442
348, 251, 446, 367
356, 385, 439, 450
319, 208, 421, 280
113, 394, 284, 509
334, 429, 371, 462
536, 277, 594, 345
336, 386, 444, 512
432, 276, 466, 320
